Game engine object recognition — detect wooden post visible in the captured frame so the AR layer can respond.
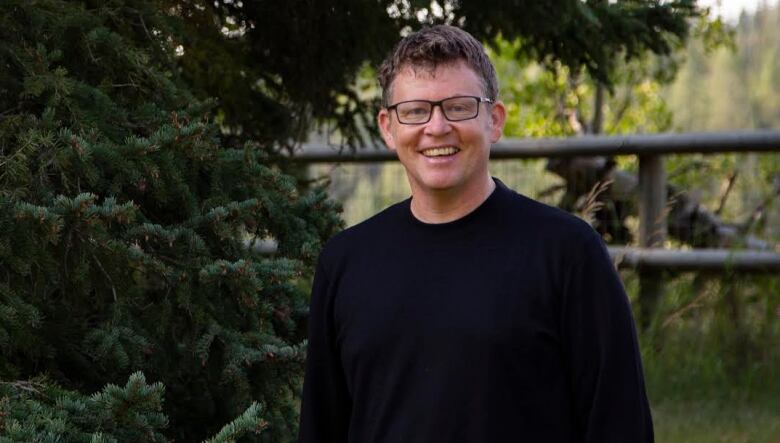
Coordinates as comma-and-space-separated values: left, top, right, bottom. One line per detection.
638, 154, 667, 328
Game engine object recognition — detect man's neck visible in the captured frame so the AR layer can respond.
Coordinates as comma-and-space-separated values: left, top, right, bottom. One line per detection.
409, 175, 495, 224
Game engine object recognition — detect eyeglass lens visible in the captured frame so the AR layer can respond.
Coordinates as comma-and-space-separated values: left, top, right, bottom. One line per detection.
396, 97, 480, 124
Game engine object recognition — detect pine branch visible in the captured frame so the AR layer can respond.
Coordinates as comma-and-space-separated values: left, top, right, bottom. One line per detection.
202, 403, 268, 443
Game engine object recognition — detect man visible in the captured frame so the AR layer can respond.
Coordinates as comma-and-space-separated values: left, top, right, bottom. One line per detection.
299, 25, 653, 442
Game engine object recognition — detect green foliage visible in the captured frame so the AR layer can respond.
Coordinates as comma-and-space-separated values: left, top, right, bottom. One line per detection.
652, 397, 780, 442
0, 373, 271, 443
448, 0, 700, 85
628, 271, 780, 441
492, 36, 677, 139
203, 403, 268, 443
167, 0, 703, 146
0, 372, 167, 443
665, 4, 780, 130
0, 0, 341, 441
635, 273, 780, 392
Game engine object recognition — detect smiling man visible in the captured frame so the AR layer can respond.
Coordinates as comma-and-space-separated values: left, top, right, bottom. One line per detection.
298, 25, 653, 443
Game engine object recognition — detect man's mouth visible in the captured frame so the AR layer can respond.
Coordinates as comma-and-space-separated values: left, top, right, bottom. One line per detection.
420, 146, 460, 157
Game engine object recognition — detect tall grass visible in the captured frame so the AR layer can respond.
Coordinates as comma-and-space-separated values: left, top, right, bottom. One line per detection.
628, 272, 780, 441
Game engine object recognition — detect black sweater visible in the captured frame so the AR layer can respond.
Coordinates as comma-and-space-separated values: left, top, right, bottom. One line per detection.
298, 179, 653, 443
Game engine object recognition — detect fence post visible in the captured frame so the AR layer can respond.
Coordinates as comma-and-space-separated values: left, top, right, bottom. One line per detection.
638, 154, 667, 328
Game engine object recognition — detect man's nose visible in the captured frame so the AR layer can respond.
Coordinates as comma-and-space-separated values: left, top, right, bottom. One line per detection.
424, 105, 452, 135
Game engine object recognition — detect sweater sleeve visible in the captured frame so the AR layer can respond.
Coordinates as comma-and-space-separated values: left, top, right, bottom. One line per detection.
298, 255, 351, 443
562, 229, 654, 443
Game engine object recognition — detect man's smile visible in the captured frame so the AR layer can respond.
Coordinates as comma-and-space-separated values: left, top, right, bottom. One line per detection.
420, 146, 460, 157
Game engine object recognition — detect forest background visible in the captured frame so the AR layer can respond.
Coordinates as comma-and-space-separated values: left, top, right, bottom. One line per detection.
0, 0, 778, 442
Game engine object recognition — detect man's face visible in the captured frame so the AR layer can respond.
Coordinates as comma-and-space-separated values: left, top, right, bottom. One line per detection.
378, 61, 506, 197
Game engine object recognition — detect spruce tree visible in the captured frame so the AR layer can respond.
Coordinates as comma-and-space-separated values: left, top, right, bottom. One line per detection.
0, 1, 340, 441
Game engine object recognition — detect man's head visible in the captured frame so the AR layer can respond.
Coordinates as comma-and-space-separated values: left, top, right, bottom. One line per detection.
376, 26, 506, 201
378, 25, 499, 107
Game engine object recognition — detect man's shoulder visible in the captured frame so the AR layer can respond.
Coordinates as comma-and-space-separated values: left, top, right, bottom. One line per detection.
497, 184, 604, 255
318, 198, 409, 265
503, 187, 595, 236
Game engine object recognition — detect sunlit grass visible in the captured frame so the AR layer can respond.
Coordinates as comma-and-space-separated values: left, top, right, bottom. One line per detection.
635, 272, 780, 442
653, 398, 780, 443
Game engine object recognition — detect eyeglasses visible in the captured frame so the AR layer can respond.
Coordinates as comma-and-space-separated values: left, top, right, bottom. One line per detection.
387, 96, 494, 125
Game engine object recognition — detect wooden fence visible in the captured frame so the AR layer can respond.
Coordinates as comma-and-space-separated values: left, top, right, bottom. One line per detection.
291, 130, 780, 323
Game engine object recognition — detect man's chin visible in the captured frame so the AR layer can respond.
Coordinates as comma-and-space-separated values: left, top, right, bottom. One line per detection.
414, 176, 463, 193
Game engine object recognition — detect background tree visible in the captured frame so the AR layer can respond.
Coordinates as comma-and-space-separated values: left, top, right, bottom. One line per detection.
0, 1, 341, 441
168, 0, 699, 147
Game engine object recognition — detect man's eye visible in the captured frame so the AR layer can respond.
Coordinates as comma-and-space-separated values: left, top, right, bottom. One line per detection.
406, 107, 428, 115
445, 100, 475, 114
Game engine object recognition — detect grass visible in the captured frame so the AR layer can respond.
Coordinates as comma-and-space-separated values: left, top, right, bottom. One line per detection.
653, 397, 780, 443
646, 354, 780, 443
630, 272, 780, 442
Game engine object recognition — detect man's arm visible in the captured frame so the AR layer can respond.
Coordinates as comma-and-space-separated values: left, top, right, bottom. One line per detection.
562, 229, 654, 442
298, 257, 351, 443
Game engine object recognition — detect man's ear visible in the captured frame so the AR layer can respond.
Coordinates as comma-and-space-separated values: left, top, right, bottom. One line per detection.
378, 108, 396, 151
488, 101, 507, 144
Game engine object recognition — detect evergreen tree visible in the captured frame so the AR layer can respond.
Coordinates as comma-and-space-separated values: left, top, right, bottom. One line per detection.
0, 1, 340, 441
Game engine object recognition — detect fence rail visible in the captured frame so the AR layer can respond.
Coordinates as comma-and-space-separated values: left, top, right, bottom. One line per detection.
250, 240, 780, 272
608, 247, 780, 272
293, 130, 780, 162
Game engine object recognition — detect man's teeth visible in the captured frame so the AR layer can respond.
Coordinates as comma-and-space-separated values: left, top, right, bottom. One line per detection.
421, 146, 459, 157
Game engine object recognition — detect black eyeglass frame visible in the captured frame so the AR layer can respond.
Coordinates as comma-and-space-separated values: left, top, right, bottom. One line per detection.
386, 95, 495, 125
